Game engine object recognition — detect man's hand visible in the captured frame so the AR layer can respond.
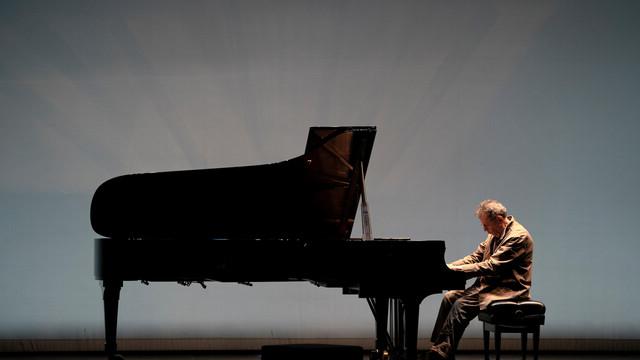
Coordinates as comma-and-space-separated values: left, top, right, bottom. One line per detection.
448, 263, 476, 281
447, 264, 465, 272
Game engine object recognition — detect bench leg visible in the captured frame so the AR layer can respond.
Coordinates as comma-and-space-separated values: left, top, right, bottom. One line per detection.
533, 327, 540, 360
521, 332, 527, 360
494, 331, 501, 360
483, 329, 490, 360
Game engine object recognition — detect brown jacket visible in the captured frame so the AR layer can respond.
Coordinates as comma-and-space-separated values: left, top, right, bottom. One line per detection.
451, 216, 533, 309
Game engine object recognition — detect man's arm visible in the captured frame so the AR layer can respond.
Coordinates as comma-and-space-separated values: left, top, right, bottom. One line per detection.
448, 237, 489, 266
449, 234, 531, 278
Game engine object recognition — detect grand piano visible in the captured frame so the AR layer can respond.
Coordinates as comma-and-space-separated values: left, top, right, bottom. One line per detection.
92, 126, 465, 360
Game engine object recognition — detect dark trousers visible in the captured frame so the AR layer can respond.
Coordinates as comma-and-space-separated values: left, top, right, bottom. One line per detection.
429, 286, 481, 359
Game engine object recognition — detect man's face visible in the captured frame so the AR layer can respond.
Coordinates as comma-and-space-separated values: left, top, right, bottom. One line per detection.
479, 213, 505, 237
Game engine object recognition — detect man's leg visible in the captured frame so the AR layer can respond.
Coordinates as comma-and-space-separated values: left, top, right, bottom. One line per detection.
431, 290, 465, 342
429, 287, 480, 360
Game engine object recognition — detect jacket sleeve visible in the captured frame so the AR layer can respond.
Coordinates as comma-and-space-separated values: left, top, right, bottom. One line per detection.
450, 237, 489, 266
454, 234, 530, 277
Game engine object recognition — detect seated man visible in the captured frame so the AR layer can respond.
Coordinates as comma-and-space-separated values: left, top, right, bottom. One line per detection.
428, 199, 534, 360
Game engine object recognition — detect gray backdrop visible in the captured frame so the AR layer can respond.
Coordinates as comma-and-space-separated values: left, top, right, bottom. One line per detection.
1, 0, 639, 340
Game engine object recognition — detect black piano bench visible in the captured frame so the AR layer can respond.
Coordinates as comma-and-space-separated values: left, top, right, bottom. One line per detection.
479, 300, 546, 360
261, 344, 363, 360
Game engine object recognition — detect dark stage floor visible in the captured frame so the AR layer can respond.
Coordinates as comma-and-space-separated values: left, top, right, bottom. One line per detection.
1, 353, 639, 360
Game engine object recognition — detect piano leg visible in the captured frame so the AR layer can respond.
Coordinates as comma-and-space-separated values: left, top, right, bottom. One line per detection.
102, 280, 124, 359
391, 299, 404, 356
373, 297, 390, 358
401, 297, 422, 360
401, 292, 440, 360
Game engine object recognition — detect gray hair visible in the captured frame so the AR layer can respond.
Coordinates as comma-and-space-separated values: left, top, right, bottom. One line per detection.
475, 199, 508, 220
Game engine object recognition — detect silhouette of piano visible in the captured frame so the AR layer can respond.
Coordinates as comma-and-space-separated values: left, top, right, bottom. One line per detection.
92, 126, 465, 360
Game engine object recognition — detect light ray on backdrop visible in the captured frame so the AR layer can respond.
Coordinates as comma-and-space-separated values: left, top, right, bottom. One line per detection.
1, 0, 639, 339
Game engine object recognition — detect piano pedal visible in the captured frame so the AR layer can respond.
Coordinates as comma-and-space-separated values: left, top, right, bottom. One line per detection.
141, 280, 149, 285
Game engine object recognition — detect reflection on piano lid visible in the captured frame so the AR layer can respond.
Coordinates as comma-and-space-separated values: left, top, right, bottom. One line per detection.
90, 126, 376, 242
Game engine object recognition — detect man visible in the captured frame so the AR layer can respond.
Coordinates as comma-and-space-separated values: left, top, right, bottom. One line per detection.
428, 199, 534, 360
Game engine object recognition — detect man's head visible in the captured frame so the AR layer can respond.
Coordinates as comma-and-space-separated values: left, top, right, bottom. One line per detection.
475, 199, 509, 237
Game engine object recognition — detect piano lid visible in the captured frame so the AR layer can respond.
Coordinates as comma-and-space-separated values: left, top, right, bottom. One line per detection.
90, 126, 376, 241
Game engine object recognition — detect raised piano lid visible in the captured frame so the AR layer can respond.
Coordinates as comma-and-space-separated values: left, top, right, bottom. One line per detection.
90, 126, 376, 242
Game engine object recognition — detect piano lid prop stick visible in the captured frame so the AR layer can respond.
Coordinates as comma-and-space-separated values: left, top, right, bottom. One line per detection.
360, 161, 373, 241
360, 163, 403, 354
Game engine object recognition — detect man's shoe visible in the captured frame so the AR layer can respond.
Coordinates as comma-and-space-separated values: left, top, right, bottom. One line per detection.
426, 350, 447, 360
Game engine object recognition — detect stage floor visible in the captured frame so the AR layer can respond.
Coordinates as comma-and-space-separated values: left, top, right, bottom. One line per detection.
0, 353, 639, 360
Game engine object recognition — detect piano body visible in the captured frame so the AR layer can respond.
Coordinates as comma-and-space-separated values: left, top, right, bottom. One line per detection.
92, 126, 465, 360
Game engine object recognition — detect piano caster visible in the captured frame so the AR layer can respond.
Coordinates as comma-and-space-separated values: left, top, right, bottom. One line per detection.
108, 354, 125, 360
370, 349, 390, 360
390, 349, 408, 360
